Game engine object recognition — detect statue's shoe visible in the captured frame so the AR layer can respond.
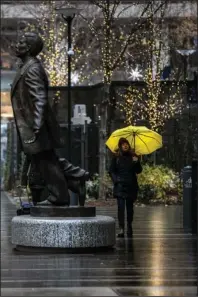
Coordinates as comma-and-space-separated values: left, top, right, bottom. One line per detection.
47, 195, 70, 206
84, 172, 90, 181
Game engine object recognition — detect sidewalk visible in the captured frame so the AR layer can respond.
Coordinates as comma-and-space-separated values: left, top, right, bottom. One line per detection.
1, 191, 197, 296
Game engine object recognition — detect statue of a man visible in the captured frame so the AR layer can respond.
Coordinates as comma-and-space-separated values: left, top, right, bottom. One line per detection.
11, 32, 70, 206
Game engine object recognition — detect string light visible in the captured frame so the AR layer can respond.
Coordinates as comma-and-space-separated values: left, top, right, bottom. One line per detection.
116, 6, 185, 132
25, 0, 102, 100
25, 0, 185, 133
128, 66, 143, 80
25, 1, 167, 95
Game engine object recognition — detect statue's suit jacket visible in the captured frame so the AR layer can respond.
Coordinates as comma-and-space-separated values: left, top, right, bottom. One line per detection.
11, 57, 62, 155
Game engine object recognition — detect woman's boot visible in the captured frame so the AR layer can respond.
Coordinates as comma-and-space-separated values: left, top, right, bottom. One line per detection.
127, 224, 133, 238
117, 226, 125, 238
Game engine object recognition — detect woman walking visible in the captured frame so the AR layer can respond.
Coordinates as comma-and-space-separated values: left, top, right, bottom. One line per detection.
109, 138, 142, 238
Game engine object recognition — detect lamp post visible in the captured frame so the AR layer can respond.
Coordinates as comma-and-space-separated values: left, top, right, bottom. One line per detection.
55, 7, 79, 161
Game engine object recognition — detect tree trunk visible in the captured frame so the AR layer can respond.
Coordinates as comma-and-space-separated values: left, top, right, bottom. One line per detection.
98, 84, 110, 200
98, 0, 112, 199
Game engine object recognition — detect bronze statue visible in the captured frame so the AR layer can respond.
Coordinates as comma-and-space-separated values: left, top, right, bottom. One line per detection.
21, 155, 89, 207
11, 32, 86, 207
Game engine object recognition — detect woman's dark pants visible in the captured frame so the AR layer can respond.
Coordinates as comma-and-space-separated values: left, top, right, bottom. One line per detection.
117, 197, 134, 230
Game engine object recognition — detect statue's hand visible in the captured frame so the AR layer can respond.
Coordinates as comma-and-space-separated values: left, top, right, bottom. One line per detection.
84, 172, 90, 181
34, 129, 40, 136
24, 130, 39, 144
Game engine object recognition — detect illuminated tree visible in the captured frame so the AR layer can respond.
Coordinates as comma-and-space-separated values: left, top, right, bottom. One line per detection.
82, 0, 167, 197
118, 81, 184, 132
23, 0, 99, 90
118, 8, 185, 132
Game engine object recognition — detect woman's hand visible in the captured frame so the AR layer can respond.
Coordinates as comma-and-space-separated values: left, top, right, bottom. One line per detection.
132, 156, 138, 162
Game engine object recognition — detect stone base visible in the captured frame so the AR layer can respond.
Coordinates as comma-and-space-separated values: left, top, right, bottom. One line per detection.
11, 215, 116, 249
30, 205, 96, 217
14, 245, 115, 254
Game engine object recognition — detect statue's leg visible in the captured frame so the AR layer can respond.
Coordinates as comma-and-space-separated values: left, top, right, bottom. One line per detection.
20, 155, 31, 187
28, 158, 48, 205
66, 179, 86, 206
31, 150, 70, 206
30, 188, 43, 205
30, 187, 50, 205
59, 158, 89, 180
58, 158, 89, 206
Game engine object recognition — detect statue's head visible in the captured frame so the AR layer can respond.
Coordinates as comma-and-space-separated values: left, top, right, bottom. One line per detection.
14, 32, 44, 58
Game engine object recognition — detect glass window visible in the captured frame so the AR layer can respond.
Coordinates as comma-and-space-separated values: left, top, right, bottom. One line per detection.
1, 70, 16, 90
1, 53, 16, 70
1, 70, 15, 118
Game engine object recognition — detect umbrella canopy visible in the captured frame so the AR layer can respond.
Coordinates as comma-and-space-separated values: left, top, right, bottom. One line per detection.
106, 125, 162, 155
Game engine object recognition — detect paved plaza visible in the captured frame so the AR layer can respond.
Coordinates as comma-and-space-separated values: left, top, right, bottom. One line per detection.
1, 192, 197, 296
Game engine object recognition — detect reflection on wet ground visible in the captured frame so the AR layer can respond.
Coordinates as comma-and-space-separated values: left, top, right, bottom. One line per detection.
1, 192, 197, 296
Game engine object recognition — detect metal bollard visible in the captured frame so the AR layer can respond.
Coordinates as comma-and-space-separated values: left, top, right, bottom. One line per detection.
191, 160, 197, 234
182, 166, 192, 232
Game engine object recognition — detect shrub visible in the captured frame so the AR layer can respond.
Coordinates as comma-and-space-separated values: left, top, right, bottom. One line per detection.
86, 164, 182, 204
86, 173, 113, 200
86, 174, 99, 199
138, 164, 182, 204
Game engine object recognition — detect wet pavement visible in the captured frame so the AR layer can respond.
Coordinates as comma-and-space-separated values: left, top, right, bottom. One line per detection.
1, 191, 197, 296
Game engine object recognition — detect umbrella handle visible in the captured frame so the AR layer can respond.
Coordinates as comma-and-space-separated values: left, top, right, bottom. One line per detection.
133, 132, 136, 152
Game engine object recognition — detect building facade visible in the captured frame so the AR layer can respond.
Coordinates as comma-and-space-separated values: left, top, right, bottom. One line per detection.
1, 1, 197, 118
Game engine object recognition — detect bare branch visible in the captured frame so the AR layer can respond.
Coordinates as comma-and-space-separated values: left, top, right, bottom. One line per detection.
116, 5, 134, 18
112, 0, 167, 70
110, 1, 121, 21
78, 12, 100, 39
140, 0, 153, 18
89, 0, 105, 11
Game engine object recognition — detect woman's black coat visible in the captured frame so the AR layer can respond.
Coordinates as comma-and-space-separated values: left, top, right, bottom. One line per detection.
109, 153, 142, 199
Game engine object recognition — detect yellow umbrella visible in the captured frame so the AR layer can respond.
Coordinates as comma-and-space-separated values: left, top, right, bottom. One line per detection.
106, 125, 162, 155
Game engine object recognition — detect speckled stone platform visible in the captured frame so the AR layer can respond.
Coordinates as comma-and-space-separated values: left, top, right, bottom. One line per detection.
30, 205, 96, 217
11, 215, 116, 248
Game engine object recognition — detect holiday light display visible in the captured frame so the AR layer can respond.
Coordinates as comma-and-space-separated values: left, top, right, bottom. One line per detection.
84, 0, 168, 197
116, 5, 185, 132
25, 1, 100, 88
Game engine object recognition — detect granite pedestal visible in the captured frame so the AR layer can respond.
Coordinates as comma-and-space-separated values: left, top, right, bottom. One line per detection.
30, 205, 96, 217
11, 205, 116, 250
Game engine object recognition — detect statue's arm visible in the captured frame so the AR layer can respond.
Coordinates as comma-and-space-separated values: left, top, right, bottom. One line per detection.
25, 65, 47, 132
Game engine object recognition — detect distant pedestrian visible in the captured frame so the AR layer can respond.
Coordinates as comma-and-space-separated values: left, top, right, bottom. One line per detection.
109, 138, 142, 238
